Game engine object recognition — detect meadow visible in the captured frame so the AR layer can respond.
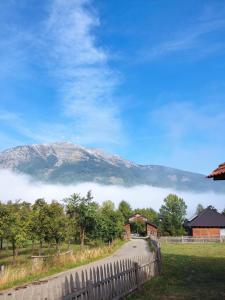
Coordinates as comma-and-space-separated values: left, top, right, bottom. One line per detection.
126, 242, 225, 300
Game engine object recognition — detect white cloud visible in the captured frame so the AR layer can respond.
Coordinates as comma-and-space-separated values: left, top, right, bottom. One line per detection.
0, 169, 224, 218
0, 0, 124, 148
43, 0, 123, 145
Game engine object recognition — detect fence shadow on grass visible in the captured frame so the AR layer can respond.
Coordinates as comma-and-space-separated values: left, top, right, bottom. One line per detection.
138, 252, 225, 300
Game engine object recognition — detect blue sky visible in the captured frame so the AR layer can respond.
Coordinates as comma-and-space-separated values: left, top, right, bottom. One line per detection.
1, 0, 225, 174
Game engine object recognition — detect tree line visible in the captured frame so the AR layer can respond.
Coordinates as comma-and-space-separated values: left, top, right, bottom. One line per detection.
0, 191, 126, 261
1, 191, 223, 260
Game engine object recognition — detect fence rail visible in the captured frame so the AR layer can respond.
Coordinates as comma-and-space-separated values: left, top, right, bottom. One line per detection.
159, 236, 225, 243
0, 239, 161, 300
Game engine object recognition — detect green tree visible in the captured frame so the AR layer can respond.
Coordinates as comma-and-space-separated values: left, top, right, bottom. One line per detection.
195, 204, 204, 215
118, 200, 132, 222
130, 219, 146, 236
4, 201, 29, 262
159, 194, 187, 236
0, 202, 9, 250
48, 201, 66, 252
30, 199, 50, 255
65, 191, 98, 247
96, 201, 124, 243
222, 208, 225, 216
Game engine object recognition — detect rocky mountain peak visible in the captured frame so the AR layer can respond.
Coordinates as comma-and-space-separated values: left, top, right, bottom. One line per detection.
0, 142, 224, 193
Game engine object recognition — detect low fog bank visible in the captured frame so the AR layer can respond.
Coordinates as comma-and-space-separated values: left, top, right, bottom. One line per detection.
0, 169, 224, 217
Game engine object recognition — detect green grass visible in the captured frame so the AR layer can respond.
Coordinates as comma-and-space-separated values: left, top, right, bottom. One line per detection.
0, 239, 125, 291
126, 243, 225, 300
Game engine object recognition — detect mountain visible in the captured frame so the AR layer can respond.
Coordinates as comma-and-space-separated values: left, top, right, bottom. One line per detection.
0, 142, 224, 193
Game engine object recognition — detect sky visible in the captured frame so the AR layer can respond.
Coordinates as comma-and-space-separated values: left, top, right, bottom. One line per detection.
1, 0, 225, 174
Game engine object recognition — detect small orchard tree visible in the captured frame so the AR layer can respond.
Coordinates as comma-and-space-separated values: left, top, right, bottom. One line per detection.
48, 201, 66, 252
30, 199, 50, 255
65, 191, 98, 247
159, 194, 187, 236
0, 202, 8, 250
4, 201, 29, 262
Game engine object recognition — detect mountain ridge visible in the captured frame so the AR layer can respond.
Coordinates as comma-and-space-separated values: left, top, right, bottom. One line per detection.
0, 142, 224, 193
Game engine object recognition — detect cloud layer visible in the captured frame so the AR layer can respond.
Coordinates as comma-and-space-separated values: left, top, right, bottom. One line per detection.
0, 169, 224, 218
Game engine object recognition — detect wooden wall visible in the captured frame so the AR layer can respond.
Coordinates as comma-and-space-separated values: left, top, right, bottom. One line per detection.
192, 227, 220, 237
147, 224, 157, 236
124, 224, 131, 240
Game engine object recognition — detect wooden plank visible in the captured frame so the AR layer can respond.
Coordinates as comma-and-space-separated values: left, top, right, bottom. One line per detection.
89, 268, 93, 282
87, 280, 94, 300
64, 276, 70, 297
119, 260, 124, 294
110, 262, 114, 298
96, 266, 100, 300
92, 267, 97, 300
75, 272, 81, 290
70, 274, 75, 294
106, 263, 112, 299
124, 259, 129, 292
81, 271, 86, 300
100, 265, 105, 299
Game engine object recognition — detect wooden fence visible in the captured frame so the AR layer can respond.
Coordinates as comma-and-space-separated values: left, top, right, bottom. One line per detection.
159, 236, 225, 243
63, 253, 161, 300
0, 240, 161, 300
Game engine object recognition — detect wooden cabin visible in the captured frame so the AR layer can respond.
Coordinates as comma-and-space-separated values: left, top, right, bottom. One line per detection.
124, 213, 157, 239
185, 206, 225, 237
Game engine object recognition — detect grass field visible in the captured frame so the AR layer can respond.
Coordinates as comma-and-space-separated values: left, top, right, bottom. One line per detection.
0, 240, 125, 291
126, 242, 225, 300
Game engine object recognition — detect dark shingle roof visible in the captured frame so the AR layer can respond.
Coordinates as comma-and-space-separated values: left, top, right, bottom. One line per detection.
186, 206, 225, 227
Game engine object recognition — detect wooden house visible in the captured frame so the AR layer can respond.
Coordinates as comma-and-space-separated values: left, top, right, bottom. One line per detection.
185, 206, 225, 237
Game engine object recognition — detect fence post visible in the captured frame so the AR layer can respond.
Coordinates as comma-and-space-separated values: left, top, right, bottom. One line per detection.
134, 262, 140, 291
0, 265, 4, 276
157, 248, 161, 275
87, 280, 94, 300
